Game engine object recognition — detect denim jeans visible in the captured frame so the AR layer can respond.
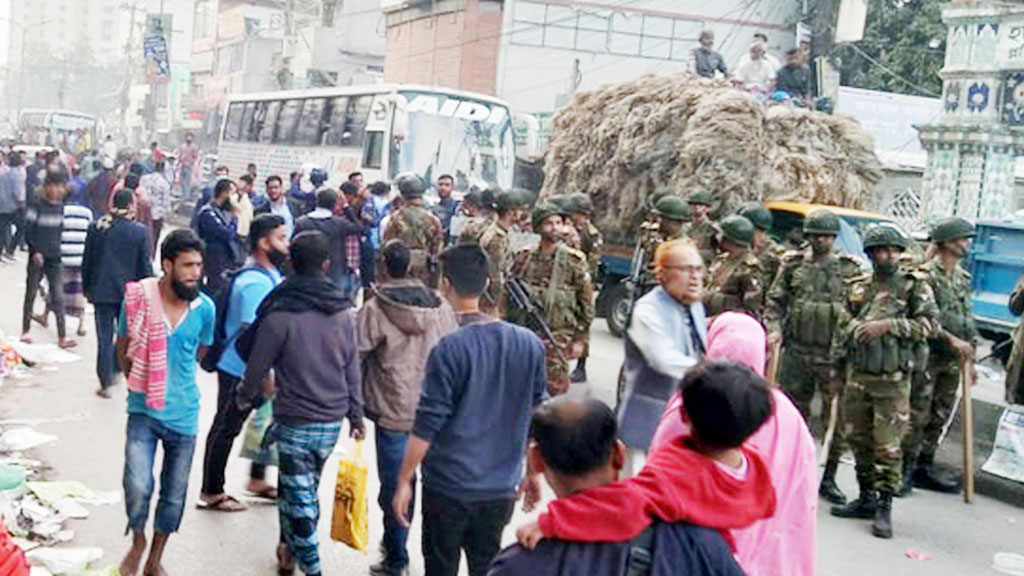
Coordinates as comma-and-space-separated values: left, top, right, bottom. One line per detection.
94, 302, 121, 389
376, 427, 415, 569
23, 255, 65, 338
123, 414, 197, 534
330, 272, 360, 304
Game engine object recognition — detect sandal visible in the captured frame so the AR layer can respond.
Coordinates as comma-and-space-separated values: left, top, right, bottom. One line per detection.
276, 544, 295, 575
246, 486, 278, 500
196, 494, 248, 512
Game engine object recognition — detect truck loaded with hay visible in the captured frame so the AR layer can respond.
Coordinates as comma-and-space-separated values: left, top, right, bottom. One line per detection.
536, 73, 887, 334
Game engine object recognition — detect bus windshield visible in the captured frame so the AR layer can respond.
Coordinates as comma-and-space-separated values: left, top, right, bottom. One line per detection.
396, 91, 515, 191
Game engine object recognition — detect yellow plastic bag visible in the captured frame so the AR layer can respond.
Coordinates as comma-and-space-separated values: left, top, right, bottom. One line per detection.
330, 439, 368, 552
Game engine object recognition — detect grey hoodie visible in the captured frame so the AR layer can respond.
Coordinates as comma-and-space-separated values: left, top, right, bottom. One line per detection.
357, 278, 459, 431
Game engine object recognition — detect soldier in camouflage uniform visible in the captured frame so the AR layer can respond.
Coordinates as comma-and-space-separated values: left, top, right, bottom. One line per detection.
383, 175, 444, 288
634, 196, 689, 290
548, 195, 582, 249
682, 190, 720, 265
508, 203, 594, 396
765, 209, 862, 505
458, 187, 498, 244
737, 202, 787, 297
900, 217, 977, 496
478, 190, 524, 317
566, 193, 603, 383
831, 225, 938, 540
704, 215, 763, 319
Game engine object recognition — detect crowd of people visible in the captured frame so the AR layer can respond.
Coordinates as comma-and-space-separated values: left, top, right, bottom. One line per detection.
691, 30, 815, 104
1, 141, 989, 576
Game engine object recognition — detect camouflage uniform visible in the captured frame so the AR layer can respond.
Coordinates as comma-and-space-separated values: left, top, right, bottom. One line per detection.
459, 212, 496, 244
704, 250, 764, 318
382, 204, 444, 288
509, 244, 594, 396
479, 220, 512, 316
685, 219, 721, 265
577, 221, 603, 279
766, 248, 862, 422
837, 268, 938, 496
905, 257, 976, 463
756, 237, 788, 298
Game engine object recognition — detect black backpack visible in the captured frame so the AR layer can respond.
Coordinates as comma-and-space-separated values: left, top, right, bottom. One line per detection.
199, 266, 276, 373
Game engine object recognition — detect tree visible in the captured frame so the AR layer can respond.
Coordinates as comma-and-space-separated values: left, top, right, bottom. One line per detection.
832, 0, 946, 97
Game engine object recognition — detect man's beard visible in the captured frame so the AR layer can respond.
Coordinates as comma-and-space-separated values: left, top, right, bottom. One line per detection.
268, 249, 289, 271
171, 276, 200, 301
874, 262, 898, 276
541, 231, 561, 243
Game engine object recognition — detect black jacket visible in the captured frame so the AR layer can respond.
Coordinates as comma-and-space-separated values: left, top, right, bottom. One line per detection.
81, 218, 153, 304
294, 208, 364, 280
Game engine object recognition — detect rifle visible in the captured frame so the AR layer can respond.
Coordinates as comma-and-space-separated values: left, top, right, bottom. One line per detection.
622, 236, 649, 328
507, 276, 567, 362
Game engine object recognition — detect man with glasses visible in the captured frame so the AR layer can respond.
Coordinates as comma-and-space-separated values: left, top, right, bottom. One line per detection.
616, 238, 707, 475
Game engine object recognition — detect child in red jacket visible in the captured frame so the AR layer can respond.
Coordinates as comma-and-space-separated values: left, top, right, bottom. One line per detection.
517, 360, 777, 550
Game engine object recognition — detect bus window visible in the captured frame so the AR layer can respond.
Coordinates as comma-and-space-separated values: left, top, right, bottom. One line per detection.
275, 99, 302, 144
241, 102, 257, 141
323, 96, 350, 146
363, 132, 383, 169
296, 98, 328, 146
344, 95, 372, 148
224, 103, 244, 141
255, 100, 281, 143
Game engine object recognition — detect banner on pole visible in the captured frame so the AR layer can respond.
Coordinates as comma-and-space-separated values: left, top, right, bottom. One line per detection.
144, 35, 171, 84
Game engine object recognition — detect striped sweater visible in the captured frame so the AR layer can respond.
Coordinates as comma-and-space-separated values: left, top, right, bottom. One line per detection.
25, 200, 65, 259
62, 204, 93, 268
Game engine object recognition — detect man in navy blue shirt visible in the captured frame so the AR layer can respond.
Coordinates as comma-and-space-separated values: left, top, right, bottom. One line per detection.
487, 397, 745, 576
392, 243, 547, 576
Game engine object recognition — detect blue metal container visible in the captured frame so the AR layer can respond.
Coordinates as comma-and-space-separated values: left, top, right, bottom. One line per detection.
969, 220, 1024, 336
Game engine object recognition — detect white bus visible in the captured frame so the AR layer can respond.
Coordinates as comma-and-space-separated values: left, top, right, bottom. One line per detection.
217, 84, 516, 192
18, 109, 99, 149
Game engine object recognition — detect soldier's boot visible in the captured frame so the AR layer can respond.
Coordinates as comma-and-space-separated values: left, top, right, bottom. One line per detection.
830, 486, 877, 519
871, 492, 894, 539
896, 455, 915, 498
912, 453, 961, 494
818, 459, 847, 505
570, 358, 588, 384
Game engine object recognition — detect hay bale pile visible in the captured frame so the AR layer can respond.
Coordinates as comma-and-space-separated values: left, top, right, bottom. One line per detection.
540, 74, 884, 240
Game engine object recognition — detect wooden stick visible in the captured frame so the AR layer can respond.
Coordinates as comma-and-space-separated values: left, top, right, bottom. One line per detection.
961, 359, 975, 504
819, 395, 839, 467
766, 339, 782, 384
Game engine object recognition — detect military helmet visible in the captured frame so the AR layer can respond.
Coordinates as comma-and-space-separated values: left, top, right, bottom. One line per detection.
480, 187, 499, 210
720, 215, 755, 247
309, 168, 328, 186
862, 224, 909, 250
930, 217, 976, 243
567, 192, 594, 215
654, 196, 689, 222
396, 173, 426, 198
531, 202, 564, 230
802, 209, 841, 235
494, 189, 523, 213
548, 195, 574, 215
687, 190, 714, 207
737, 202, 773, 231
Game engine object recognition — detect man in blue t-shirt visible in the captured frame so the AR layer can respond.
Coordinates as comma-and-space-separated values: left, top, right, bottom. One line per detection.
115, 229, 216, 576
392, 244, 547, 576
199, 214, 289, 511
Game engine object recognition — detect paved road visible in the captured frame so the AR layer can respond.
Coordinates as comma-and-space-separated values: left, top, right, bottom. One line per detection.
0, 253, 1020, 576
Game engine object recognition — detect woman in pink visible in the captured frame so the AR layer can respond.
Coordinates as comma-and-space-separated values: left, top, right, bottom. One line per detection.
649, 312, 817, 576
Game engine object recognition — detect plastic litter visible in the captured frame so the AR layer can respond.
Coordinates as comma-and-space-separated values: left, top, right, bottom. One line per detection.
25, 483, 97, 507
50, 499, 88, 520
0, 429, 57, 453
993, 552, 1024, 576
0, 464, 26, 492
8, 343, 80, 366
26, 547, 102, 575
904, 548, 932, 561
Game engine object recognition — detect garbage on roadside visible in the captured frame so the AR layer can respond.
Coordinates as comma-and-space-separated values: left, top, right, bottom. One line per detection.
0, 464, 26, 492
993, 552, 1024, 576
982, 405, 1024, 484
7, 343, 79, 368
904, 548, 932, 561
25, 547, 102, 575
0, 430, 56, 454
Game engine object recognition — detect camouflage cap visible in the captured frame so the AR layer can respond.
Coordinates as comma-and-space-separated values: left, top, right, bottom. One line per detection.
720, 215, 755, 247
863, 224, 909, 250
687, 190, 714, 206
802, 209, 841, 235
654, 196, 689, 222
930, 217, 976, 243
737, 202, 773, 231
532, 202, 564, 230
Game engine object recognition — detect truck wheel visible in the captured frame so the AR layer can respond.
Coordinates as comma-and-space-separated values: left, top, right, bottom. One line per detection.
606, 284, 630, 338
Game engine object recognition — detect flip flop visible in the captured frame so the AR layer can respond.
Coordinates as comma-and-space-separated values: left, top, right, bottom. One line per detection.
245, 487, 278, 500
196, 494, 248, 512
